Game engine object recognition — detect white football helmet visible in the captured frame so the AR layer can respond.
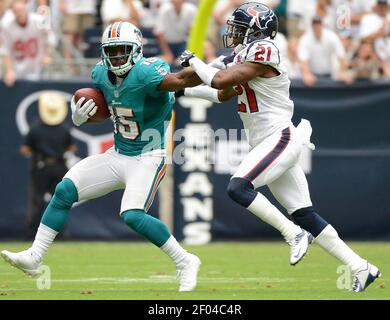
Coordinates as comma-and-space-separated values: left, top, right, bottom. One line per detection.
101, 21, 143, 76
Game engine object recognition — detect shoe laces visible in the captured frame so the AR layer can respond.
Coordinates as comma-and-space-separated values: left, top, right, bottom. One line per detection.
351, 275, 361, 292
288, 231, 303, 247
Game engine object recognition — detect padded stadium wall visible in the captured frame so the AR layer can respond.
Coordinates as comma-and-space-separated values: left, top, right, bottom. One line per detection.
0, 80, 389, 242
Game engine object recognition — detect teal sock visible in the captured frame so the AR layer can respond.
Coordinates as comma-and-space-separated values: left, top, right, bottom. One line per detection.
122, 209, 171, 247
41, 178, 78, 232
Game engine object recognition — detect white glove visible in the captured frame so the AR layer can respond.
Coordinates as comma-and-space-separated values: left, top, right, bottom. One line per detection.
208, 44, 245, 70
71, 96, 97, 126
208, 55, 228, 70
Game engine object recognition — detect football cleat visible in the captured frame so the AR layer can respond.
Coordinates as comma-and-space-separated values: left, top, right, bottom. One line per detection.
176, 253, 201, 292
1, 249, 42, 278
351, 262, 381, 292
289, 230, 313, 266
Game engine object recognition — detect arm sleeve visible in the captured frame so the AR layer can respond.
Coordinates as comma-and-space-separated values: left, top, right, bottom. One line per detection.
184, 85, 221, 103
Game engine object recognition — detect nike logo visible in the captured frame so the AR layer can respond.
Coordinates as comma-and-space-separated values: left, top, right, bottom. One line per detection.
293, 248, 301, 258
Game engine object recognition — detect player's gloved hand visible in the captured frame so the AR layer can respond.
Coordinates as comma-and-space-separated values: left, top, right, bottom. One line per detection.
179, 50, 195, 67
71, 96, 97, 126
175, 89, 185, 98
208, 55, 228, 69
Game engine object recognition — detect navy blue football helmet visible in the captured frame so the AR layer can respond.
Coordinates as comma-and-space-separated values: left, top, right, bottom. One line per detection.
223, 2, 279, 48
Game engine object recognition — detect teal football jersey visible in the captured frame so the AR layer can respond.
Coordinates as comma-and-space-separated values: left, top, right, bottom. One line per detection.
92, 57, 174, 156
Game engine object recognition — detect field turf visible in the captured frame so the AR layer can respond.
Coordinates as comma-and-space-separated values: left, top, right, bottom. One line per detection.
0, 241, 389, 300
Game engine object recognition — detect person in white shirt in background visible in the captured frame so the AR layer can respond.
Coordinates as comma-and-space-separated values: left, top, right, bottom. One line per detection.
153, 0, 197, 66
0, 0, 55, 87
286, 0, 316, 38
60, 0, 96, 72
298, 15, 352, 87
300, 0, 336, 33
140, 0, 169, 29
359, 0, 390, 78
285, 37, 302, 80
100, 0, 143, 29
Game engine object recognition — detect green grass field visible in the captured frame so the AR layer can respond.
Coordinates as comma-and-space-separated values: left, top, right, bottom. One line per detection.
0, 241, 389, 300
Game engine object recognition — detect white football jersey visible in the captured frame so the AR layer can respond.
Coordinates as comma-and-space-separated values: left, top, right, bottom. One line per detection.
232, 39, 294, 148
0, 13, 54, 80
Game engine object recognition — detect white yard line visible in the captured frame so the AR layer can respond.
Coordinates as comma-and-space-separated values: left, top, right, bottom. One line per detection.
48, 276, 296, 283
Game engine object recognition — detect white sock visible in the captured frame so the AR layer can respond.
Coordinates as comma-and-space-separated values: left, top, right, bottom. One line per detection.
160, 235, 189, 265
315, 225, 366, 273
247, 193, 302, 242
30, 223, 58, 261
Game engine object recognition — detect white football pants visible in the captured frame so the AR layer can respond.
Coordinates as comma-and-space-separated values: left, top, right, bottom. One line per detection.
64, 147, 166, 214
233, 122, 313, 214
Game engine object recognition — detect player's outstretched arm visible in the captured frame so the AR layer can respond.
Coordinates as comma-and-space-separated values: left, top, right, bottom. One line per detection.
179, 85, 238, 103
179, 50, 273, 90
157, 68, 203, 92
158, 54, 233, 92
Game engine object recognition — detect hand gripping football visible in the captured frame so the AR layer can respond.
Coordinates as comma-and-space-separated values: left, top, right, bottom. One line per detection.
74, 88, 111, 122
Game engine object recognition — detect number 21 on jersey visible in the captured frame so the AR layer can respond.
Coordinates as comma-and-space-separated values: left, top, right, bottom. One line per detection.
234, 82, 259, 113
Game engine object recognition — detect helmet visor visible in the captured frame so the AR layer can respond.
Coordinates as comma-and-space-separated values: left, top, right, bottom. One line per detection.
102, 44, 134, 67
223, 21, 248, 48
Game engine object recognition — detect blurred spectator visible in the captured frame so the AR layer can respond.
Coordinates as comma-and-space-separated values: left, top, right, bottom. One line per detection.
350, 41, 381, 80
274, 31, 288, 58
140, 0, 168, 29
298, 16, 352, 86
101, 0, 143, 28
154, 0, 197, 65
26, 1, 63, 35
263, 0, 281, 9
299, 0, 336, 32
0, 0, 9, 21
20, 92, 76, 240
203, 38, 217, 64
285, 37, 302, 79
0, 0, 15, 25
359, 0, 390, 78
212, 0, 247, 49
0, 0, 55, 86
60, 0, 96, 72
286, 0, 316, 38
339, 30, 361, 65
213, 0, 245, 27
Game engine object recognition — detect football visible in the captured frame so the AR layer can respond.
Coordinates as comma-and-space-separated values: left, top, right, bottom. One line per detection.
74, 87, 111, 122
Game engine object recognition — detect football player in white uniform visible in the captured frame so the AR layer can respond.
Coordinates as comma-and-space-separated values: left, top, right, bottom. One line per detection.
178, 2, 381, 292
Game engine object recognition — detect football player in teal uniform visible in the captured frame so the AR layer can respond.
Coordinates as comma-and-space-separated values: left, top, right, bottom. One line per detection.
1, 22, 203, 292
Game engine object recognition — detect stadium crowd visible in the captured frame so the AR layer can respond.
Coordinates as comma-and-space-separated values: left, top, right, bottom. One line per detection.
1, 0, 390, 86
